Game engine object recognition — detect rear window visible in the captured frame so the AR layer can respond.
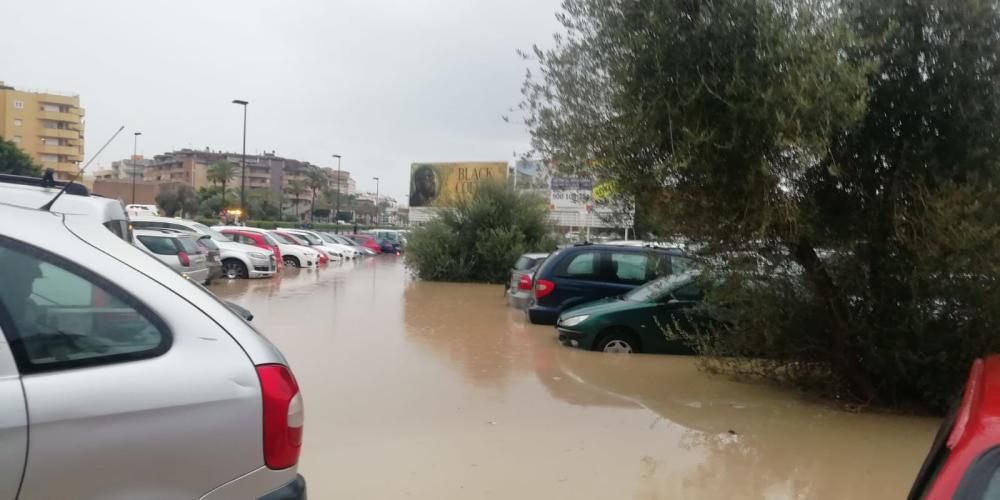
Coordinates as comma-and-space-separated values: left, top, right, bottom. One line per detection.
197, 237, 219, 252
514, 256, 540, 271
176, 237, 201, 254
138, 236, 178, 255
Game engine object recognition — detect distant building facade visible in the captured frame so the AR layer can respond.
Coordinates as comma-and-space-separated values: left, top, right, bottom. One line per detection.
0, 81, 85, 178
93, 156, 153, 181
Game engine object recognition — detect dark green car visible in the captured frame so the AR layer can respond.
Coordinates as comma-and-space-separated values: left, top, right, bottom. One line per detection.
556, 272, 715, 354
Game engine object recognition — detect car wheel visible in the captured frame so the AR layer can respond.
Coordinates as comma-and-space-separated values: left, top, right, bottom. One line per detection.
222, 259, 248, 279
595, 330, 641, 354
283, 256, 300, 268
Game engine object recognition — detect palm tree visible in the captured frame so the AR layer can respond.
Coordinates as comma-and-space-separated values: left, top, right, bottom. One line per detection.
287, 179, 307, 221
305, 167, 328, 222
207, 161, 236, 207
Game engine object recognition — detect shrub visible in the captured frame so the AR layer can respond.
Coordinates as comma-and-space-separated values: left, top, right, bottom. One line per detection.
405, 181, 556, 283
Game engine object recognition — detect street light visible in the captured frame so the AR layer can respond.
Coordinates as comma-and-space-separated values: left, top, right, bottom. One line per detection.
372, 176, 380, 226
333, 154, 342, 232
131, 131, 142, 204
232, 99, 248, 213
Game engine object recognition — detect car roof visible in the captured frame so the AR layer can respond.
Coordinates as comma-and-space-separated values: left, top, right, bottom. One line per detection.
0, 174, 127, 221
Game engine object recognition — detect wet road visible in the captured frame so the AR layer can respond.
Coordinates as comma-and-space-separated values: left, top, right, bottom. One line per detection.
213, 257, 940, 499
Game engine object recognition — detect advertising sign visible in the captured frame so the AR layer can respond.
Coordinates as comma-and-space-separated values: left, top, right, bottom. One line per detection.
409, 162, 508, 207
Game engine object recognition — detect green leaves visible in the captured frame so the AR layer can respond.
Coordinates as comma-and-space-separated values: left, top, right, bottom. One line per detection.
525, 0, 1000, 411
0, 136, 41, 176
405, 181, 555, 283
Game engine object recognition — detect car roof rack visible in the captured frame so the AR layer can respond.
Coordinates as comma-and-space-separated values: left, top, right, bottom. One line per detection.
0, 173, 90, 196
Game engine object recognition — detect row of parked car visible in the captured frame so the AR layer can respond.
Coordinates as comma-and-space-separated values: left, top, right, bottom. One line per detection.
0, 173, 308, 498
124, 217, 405, 284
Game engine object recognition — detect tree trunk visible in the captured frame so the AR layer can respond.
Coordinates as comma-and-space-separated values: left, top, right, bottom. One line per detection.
790, 237, 878, 402
221, 180, 227, 207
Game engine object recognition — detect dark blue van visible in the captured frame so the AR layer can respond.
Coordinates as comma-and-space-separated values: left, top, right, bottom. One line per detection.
527, 244, 693, 325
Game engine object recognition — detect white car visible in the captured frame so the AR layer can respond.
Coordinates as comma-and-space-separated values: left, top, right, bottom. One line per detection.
212, 226, 320, 269
131, 216, 277, 279
278, 228, 356, 260
265, 230, 323, 268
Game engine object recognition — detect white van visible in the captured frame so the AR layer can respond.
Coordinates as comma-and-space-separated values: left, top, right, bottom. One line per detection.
0, 173, 132, 241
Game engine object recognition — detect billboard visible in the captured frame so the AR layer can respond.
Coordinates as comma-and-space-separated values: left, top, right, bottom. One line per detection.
409, 162, 507, 207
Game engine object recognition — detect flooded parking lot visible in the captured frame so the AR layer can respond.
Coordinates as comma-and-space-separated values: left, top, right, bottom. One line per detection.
213, 257, 940, 499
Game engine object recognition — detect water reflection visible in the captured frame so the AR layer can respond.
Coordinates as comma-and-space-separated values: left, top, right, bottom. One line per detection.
215, 257, 937, 500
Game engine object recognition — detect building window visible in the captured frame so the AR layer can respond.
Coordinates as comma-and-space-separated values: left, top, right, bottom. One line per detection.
13, 119, 22, 127
39, 154, 59, 163
13, 100, 24, 109
11, 136, 22, 144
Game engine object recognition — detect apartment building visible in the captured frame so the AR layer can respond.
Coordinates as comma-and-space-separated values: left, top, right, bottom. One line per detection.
0, 81, 85, 178
93, 156, 153, 180
144, 148, 327, 203
326, 168, 356, 195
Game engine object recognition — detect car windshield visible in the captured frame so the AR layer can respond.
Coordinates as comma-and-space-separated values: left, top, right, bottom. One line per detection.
625, 274, 692, 303
270, 232, 296, 245
260, 232, 279, 246
192, 223, 232, 243
318, 233, 338, 244
297, 232, 323, 245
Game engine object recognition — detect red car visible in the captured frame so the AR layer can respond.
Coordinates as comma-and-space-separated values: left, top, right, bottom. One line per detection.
909, 356, 1000, 499
273, 230, 329, 265
347, 234, 382, 254
219, 228, 284, 268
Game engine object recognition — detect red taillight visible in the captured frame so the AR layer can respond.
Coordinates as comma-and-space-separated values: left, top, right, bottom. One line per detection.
257, 364, 304, 470
177, 251, 191, 267
517, 274, 533, 291
534, 279, 555, 299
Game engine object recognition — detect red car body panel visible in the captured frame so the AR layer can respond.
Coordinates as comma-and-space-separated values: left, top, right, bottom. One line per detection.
910, 355, 1000, 499
346, 234, 381, 254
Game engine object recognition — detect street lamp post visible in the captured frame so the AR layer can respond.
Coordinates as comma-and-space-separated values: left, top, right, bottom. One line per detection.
130, 131, 142, 204
232, 99, 249, 214
372, 176, 380, 226
333, 154, 342, 232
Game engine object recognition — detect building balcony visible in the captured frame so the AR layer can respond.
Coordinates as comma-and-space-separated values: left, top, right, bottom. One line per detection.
39, 129, 80, 139
38, 110, 80, 123
38, 144, 80, 157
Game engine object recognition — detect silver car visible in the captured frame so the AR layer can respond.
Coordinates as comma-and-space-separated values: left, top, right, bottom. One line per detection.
0, 202, 306, 499
133, 229, 211, 284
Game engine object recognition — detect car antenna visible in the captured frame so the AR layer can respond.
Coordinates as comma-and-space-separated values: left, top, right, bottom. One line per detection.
40, 125, 125, 211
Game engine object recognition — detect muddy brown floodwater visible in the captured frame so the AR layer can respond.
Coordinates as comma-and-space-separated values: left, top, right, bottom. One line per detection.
213, 257, 940, 499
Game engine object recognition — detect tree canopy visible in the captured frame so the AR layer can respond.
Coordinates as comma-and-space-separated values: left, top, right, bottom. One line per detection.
524, 0, 1000, 410
0, 137, 41, 176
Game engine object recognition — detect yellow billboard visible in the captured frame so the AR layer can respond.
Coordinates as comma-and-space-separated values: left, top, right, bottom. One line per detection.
409, 162, 508, 207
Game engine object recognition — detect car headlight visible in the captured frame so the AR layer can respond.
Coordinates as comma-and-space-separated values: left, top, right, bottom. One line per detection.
249, 252, 268, 259
559, 315, 589, 327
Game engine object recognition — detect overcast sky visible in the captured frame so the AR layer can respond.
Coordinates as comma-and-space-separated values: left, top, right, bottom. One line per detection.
1, 0, 563, 202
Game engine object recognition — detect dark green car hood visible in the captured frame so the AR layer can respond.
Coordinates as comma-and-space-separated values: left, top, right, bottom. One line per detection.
561, 297, 655, 320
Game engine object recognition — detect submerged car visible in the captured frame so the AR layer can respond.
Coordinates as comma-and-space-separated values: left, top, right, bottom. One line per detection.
556, 272, 714, 354
528, 244, 693, 325
506, 252, 549, 309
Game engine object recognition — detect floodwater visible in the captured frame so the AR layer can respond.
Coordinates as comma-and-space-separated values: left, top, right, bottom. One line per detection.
213, 257, 940, 499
